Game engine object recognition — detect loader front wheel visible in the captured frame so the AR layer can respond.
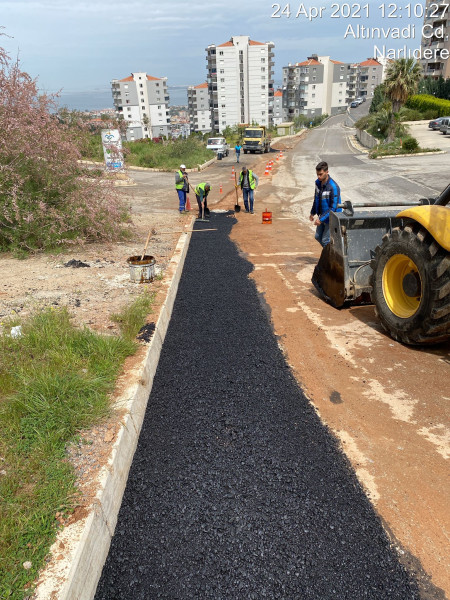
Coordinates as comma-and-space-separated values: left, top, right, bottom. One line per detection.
370, 224, 450, 345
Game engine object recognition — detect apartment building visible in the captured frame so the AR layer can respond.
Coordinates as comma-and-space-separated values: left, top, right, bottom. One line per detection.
347, 59, 384, 103
111, 72, 170, 141
420, 0, 450, 78
282, 55, 350, 119
187, 83, 212, 132
205, 35, 275, 133
272, 90, 286, 124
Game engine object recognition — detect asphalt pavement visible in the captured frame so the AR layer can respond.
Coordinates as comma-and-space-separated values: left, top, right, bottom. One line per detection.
94, 211, 422, 599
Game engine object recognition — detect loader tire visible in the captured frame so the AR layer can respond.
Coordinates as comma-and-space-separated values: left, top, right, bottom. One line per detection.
370, 223, 450, 345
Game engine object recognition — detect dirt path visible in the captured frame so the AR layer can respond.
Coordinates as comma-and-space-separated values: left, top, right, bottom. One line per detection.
214, 142, 450, 596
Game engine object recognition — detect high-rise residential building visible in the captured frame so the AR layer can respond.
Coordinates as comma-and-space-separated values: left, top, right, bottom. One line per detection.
111, 72, 170, 141
205, 35, 275, 133
272, 90, 286, 124
420, 0, 450, 79
282, 55, 350, 119
187, 83, 212, 132
347, 59, 384, 103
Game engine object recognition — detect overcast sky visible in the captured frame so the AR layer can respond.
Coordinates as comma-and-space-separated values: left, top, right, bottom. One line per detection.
0, 0, 424, 107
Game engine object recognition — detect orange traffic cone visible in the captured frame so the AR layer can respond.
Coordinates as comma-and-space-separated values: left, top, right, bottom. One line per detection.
280, 151, 284, 158
219, 183, 223, 194
268, 161, 272, 171
276, 153, 280, 161
230, 166, 235, 180
186, 196, 191, 211
264, 164, 270, 176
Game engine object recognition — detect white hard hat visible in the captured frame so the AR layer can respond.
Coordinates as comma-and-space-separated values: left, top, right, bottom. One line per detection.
180, 164, 186, 169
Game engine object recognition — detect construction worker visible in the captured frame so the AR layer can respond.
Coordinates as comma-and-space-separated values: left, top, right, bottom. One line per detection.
195, 182, 211, 220
175, 164, 189, 213
238, 166, 259, 214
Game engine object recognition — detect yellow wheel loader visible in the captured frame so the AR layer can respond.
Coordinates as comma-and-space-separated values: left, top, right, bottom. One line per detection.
312, 184, 450, 345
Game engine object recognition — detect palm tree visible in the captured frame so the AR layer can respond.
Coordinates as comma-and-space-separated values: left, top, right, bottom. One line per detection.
383, 58, 422, 113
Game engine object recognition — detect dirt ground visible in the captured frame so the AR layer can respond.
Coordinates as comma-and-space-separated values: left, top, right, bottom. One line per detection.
5, 138, 449, 598
213, 144, 450, 598
0, 198, 189, 334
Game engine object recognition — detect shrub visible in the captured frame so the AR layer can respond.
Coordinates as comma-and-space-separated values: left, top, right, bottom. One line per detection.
398, 108, 425, 121
0, 40, 128, 253
406, 94, 450, 117
402, 136, 419, 152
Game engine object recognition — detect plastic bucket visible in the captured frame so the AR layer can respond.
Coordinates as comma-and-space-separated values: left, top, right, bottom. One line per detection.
127, 255, 156, 283
262, 209, 272, 224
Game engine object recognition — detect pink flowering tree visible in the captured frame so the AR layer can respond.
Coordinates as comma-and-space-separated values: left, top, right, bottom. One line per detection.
0, 39, 128, 253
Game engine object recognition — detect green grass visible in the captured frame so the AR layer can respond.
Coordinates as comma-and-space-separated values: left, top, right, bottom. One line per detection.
0, 294, 155, 598
83, 135, 214, 170
111, 289, 156, 341
369, 139, 441, 158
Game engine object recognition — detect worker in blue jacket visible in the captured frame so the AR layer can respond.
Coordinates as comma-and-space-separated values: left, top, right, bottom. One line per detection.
310, 161, 342, 247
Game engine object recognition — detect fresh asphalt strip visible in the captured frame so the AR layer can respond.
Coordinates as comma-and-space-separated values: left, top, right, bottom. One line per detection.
94, 212, 422, 599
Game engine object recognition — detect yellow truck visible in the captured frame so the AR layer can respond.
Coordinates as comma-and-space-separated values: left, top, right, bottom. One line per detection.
242, 125, 270, 154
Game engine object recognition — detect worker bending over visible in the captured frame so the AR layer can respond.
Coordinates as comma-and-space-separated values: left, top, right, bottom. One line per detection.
195, 182, 211, 220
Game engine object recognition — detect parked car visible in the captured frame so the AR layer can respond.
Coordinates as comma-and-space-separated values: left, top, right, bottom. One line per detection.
439, 117, 450, 134
206, 137, 229, 156
428, 117, 444, 130
350, 101, 358, 108
355, 97, 364, 104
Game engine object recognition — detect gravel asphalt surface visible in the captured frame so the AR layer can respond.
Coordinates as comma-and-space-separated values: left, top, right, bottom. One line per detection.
95, 211, 422, 599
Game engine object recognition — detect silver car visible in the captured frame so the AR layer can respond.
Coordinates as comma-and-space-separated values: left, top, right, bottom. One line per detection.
439, 117, 450, 134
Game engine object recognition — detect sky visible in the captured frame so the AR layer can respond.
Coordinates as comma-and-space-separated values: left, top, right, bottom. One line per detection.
0, 0, 426, 109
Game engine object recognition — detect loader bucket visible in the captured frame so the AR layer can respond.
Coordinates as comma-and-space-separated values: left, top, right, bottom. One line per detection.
310, 203, 426, 308
312, 242, 346, 308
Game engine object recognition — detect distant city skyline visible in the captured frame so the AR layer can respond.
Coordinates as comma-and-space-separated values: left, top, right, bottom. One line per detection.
1, 0, 426, 111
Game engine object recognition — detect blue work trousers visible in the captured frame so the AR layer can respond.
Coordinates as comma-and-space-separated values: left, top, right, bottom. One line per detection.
315, 222, 330, 247
177, 189, 187, 212
242, 188, 254, 212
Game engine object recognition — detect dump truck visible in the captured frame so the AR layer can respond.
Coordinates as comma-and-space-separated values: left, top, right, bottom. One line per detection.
312, 184, 450, 345
242, 126, 270, 154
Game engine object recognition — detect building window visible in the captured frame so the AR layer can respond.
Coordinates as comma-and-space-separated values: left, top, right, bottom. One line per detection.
312, 85, 316, 89
221, 104, 226, 108
139, 84, 143, 88
158, 105, 161, 109
219, 51, 224, 56
141, 99, 145, 103
340, 66, 344, 71
156, 83, 159, 86
220, 69, 224, 74
140, 91, 144, 95
340, 76, 343, 79
261, 58, 265, 63
124, 85, 128, 89
261, 85, 266, 89
261, 67, 265, 72
127, 107, 131, 111
220, 78, 225, 82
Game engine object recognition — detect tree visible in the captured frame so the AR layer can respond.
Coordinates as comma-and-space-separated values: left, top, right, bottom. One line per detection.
383, 58, 422, 113
0, 38, 127, 252
369, 84, 388, 113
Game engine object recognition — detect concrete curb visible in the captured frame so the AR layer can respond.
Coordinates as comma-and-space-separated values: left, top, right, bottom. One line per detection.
79, 158, 216, 173
372, 150, 446, 159
33, 218, 196, 600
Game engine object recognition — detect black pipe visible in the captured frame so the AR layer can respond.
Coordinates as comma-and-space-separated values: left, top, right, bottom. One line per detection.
434, 184, 450, 207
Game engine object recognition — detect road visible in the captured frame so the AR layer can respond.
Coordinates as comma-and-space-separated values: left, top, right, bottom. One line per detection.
95, 115, 449, 598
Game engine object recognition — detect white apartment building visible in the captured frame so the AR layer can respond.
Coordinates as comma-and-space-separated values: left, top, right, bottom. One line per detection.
420, 0, 450, 79
111, 72, 170, 141
205, 36, 275, 133
187, 83, 212, 132
282, 55, 350, 119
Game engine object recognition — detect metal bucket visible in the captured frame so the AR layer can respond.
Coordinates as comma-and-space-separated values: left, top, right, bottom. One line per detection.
127, 255, 156, 283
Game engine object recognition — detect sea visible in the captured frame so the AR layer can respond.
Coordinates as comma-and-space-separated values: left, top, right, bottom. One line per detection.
55, 86, 189, 112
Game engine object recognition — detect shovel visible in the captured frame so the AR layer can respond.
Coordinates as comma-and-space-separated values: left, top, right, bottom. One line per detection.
234, 172, 241, 212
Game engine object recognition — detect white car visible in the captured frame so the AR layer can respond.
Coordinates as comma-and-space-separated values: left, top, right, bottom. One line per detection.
206, 137, 229, 156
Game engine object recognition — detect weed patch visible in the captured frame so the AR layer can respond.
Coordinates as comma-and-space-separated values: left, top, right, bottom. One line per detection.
0, 307, 142, 599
